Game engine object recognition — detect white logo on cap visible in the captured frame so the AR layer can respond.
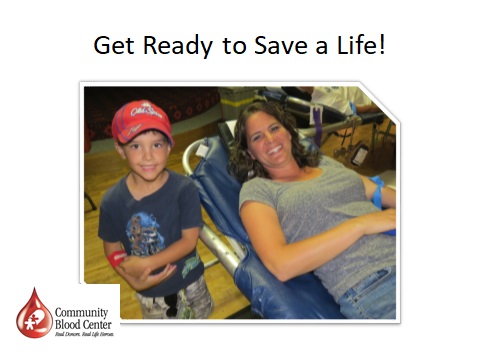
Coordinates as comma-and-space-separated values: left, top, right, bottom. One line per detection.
128, 124, 143, 136
131, 102, 164, 119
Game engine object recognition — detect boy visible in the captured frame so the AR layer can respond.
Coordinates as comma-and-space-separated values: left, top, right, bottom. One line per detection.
98, 100, 213, 319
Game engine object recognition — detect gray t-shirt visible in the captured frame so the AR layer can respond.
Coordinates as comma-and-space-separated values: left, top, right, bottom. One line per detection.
239, 156, 396, 301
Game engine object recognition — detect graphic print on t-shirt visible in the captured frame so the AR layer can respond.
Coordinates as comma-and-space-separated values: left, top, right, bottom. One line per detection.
126, 212, 166, 256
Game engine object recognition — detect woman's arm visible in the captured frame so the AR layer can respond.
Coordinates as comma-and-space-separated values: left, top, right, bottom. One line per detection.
103, 241, 177, 291
361, 175, 396, 209
354, 103, 380, 113
118, 227, 200, 278
297, 86, 314, 94
240, 201, 395, 282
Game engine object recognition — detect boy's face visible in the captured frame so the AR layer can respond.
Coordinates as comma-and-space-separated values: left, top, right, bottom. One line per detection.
115, 131, 171, 185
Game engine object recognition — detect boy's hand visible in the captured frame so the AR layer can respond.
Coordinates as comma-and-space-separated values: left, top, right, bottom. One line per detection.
127, 264, 177, 292
119, 255, 149, 277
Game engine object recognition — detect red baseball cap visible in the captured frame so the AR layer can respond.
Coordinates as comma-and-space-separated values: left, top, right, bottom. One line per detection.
111, 100, 174, 146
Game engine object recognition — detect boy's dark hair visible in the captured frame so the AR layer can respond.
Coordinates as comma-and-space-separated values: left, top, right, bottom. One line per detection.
118, 129, 170, 146
228, 101, 321, 183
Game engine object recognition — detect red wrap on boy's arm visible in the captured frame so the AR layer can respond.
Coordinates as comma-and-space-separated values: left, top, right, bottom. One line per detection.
107, 250, 127, 268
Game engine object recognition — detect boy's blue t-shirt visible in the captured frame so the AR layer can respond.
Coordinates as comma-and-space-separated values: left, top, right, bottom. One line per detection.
98, 169, 204, 297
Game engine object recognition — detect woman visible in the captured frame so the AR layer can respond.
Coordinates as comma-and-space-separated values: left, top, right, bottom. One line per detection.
228, 101, 396, 319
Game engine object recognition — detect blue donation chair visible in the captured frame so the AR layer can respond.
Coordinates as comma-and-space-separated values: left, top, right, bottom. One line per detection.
183, 136, 346, 319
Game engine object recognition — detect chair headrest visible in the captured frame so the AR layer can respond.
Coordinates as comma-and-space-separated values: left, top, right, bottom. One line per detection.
191, 136, 251, 245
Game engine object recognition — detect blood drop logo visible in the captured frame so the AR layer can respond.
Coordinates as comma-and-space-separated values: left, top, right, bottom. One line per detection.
17, 288, 53, 338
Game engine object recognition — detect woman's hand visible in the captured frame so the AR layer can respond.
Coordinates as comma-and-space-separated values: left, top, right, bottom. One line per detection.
353, 208, 396, 235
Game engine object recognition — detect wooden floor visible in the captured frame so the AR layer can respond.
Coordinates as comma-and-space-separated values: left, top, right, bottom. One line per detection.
83, 118, 396, 320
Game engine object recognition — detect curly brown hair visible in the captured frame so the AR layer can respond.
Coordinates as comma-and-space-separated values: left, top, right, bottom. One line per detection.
228, 101, 321, 183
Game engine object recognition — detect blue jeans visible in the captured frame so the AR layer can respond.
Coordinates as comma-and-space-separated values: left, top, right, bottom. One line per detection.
338, 266, 396, 320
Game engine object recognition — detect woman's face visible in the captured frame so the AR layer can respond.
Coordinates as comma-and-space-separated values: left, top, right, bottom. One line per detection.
245, 111, 293, 171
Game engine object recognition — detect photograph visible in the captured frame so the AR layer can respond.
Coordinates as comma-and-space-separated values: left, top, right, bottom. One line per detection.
82, 83, 398, 322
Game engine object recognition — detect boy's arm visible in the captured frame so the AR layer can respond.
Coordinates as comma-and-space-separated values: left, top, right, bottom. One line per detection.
103, 241, 177, 292
118, 227, 200, 278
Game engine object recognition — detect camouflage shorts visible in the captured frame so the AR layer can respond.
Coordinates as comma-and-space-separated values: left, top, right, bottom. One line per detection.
135, 275, 214, 320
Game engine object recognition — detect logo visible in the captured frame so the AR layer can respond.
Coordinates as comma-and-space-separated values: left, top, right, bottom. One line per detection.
17, 288, 53, 338
131, 102, 164, 119
127, 123, 143, 137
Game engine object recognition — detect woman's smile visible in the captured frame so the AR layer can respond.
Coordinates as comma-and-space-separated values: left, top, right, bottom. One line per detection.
267, 145, 283, 155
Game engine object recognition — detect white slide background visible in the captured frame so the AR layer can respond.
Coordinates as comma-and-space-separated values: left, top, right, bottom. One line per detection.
3, 1, 478, 358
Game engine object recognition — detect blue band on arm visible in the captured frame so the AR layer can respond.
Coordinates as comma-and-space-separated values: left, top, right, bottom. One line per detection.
350, 101, 357, 115
369, 176, 384, 209
368, 176, 396, 236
